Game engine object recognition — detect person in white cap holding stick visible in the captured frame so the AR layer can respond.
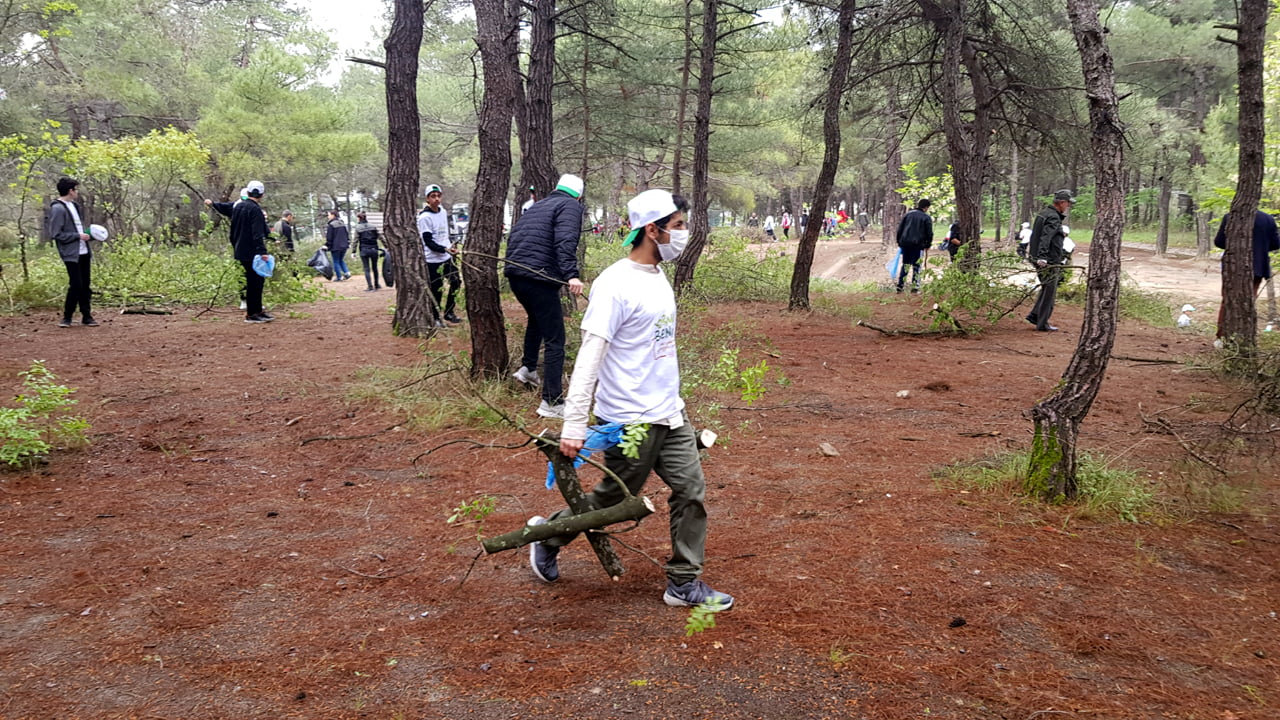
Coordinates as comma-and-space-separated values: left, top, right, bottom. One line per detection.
504, 173, 587, 418
526, 188, 735, 612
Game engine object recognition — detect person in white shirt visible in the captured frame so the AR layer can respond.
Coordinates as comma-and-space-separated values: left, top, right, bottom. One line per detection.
1017, 221, 1032, 258
416, 184, 459, 327
763, 214, 776, 242
526, 189, 734, 612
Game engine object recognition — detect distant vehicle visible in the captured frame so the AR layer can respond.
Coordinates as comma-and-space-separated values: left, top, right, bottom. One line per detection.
450, 203, 470, 244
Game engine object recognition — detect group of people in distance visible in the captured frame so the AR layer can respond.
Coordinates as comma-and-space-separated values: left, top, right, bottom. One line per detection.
893, 190, 1077, 332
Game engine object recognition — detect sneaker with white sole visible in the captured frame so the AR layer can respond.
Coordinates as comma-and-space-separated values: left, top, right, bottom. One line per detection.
513, 366, 540, 386
527, 516, 560, 583
536, 400, 565, 418
663, 579, 734, 611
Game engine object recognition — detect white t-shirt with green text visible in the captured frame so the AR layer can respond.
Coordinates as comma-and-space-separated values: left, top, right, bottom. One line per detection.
580, 259, 684, 425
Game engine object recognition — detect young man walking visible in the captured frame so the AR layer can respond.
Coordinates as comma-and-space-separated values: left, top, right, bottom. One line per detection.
527, 188, 735, 612
503, 173, 586, 418
47, 177, 98, 327
206, 181, 273, 322
417, 184, 460, 326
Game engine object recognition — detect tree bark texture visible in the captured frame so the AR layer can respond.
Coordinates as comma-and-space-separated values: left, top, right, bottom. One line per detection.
515, 0, 559, 205
920, 0, 994, 271
384, 0, 435, 337
539, 441, 631, 578
672, 0, 694, 195
1028, 0, 1126, 501
672, 0, 718, 294
1006, 145, 1020, 245
1218, 0, 1268, 350
467, 0, 519, 378
881, 91, 905, 247
788, 0, 856, 311
481, 495, 655, 554
1155, 169, 1171, 256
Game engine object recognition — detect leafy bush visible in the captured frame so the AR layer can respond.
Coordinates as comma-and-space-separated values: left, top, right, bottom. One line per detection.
1, 361, 89, 468
687, 232, 791, 302
918, 249, 1038, 333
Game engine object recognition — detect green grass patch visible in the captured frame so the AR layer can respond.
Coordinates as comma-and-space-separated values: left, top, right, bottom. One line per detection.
937, 450, 1157, 523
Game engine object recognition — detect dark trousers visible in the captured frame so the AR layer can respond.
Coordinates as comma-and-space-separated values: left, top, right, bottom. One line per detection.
897, 248, 922, 291
240, 259, 265, 317
545, 418, 707, 584
427, 259, 460, 318
63, 254, 92, 321
1029, 266, 1062, 330
509, 275, 565, 404
361, 254, 380, 288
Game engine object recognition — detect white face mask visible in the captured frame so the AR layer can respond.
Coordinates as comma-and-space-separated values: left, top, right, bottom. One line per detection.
659, 228, 689, 262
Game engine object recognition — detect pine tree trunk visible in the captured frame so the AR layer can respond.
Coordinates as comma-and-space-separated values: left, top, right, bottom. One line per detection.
384, 0, 435, 337
882, 92, 905, 248
1028, 0, 1126, 501
1006, 145, 1021, 244
516, 0, 558, 203
672, 0, 717, 294
467, 0, 519, 379
788, 0, 857, 311
1155, 169, 1171, 256
672, 0, 694, 195
1218, 0, 1268, 351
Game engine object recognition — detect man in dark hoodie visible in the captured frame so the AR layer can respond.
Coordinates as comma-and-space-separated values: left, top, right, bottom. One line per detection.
503, 173, 586, 418
47, 176, 98, 327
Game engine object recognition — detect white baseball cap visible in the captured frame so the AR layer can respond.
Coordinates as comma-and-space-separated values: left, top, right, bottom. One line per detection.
424, 183, 443, 196
624, 189, 678, 246
246, 180, 265, 197
555, 174, 584, 199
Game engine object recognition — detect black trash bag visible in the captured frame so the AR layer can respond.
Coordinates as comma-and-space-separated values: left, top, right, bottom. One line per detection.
307, 248, 333, 280
381, 248, 395, 288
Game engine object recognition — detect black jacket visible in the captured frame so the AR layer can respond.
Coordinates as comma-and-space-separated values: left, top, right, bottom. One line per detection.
326, 218, 350, 253
354, 222, 380, 258
1029, 205, 1066, 265
895, 208, 933, 251
212, 199, 269, 261
504, 189, 584, 283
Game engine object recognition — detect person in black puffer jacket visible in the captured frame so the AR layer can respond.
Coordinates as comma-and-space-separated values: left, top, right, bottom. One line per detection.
353, 212, 382, 291
503, 173, 586, 418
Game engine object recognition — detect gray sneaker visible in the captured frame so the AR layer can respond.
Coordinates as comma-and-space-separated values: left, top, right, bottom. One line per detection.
536, 400, 565, 418
513, 366, 540, 386
663, 579, 734, 611
527, 516, 559, 583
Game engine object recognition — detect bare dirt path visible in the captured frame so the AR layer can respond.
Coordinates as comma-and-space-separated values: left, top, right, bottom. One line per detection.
1, 259, 1277, 719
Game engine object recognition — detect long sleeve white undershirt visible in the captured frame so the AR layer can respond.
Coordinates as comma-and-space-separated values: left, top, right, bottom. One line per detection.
561, 331, 609, 441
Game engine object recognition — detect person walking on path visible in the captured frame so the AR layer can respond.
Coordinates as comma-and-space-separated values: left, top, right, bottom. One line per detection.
1026, 189, 1074, 332
503, 173, 586, 418
781, 210, 792, 239
353, 212, 382, 291
47, 176, 98, 327
526, 188, 734, 612
894, 198, 933, 293
1213, 209, 1280, 340
417, 184, 460, 326
763, 213, 776, 242
325, 210, 352, 281
1016, 221, 1032, 259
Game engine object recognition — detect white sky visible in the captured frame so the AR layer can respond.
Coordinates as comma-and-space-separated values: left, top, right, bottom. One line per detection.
292, 0, 387, 81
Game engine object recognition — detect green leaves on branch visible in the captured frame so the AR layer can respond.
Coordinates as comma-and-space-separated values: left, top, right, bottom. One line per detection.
1, 361, 89, 468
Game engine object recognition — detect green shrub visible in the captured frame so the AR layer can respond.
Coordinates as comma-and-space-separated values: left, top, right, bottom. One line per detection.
919, 249, 1038, 333
1, 361, 89, 468
688, 232, 791, 302
937, 450, 1156, 522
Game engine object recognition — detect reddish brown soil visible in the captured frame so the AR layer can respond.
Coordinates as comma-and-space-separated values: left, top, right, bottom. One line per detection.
1, 276, 1277, 720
